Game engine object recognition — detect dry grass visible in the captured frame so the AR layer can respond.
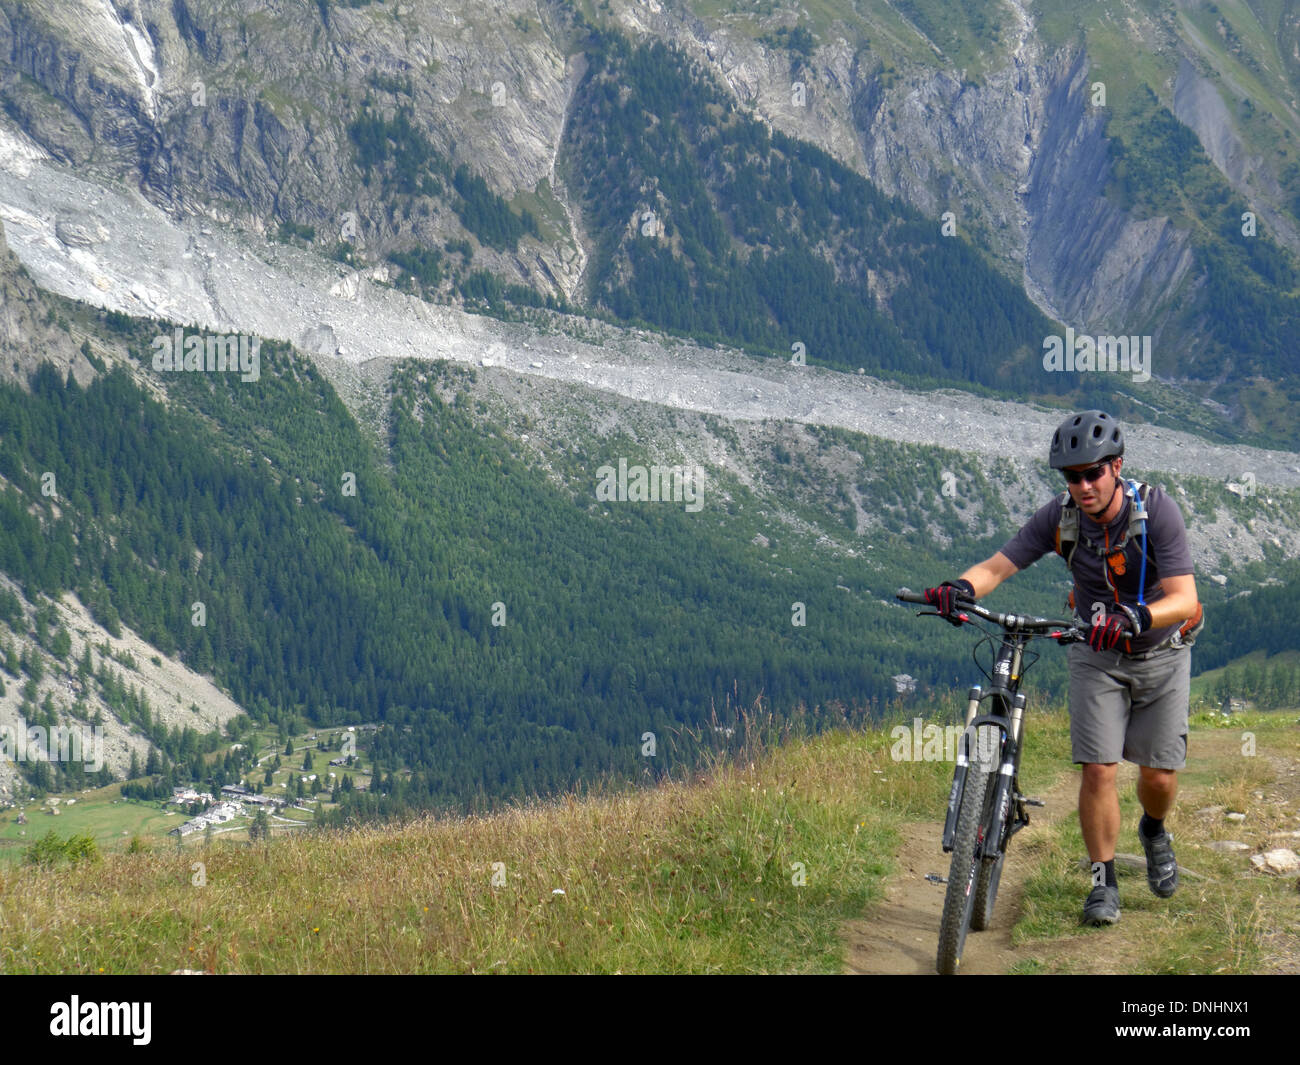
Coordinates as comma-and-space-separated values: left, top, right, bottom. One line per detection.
10, 704, 1285, 975
0, 714, 939, 974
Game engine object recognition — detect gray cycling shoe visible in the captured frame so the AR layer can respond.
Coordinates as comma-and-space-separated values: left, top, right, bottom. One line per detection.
1140, 825, 1179, 898
1082, 883, 1120, 926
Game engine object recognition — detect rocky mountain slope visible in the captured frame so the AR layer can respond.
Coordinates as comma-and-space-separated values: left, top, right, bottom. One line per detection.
3, 1, 1300, 435
0, 576, 244, 803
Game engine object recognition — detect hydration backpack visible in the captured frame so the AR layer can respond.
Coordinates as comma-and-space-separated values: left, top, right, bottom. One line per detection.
1054, 480, 1151, 581
1053, 480, 1204, 648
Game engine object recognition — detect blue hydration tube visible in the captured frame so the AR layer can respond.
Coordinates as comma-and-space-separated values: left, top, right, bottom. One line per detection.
1129, 480, 1148, 607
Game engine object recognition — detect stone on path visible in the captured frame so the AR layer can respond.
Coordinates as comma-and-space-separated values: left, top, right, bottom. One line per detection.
1250, 848, 1300, 875
1206, 840, 1250, 853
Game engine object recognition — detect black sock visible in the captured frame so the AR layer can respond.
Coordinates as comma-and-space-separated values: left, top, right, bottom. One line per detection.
1090, 859, 1117, 889
1140, 813, 1164, 839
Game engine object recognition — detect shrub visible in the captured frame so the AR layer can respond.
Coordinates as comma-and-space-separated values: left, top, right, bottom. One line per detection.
24, 830, 100, 868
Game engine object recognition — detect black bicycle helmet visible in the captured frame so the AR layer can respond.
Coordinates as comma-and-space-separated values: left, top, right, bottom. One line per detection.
1048, 410, 1124, 469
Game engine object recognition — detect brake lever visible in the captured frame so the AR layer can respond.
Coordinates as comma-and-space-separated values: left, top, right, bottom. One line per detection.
916, 608, 969, 627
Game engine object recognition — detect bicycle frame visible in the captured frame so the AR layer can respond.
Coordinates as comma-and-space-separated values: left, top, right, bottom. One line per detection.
941, 633, 1030, 862
895, 589, 1089, 863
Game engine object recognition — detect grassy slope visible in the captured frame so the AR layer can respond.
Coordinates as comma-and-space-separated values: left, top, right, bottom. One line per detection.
3, 702, 1294, 974
0, 713, 911, 973
685, 0, 1009, 78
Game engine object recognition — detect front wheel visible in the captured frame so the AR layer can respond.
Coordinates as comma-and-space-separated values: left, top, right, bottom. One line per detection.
971, 851, 1004, 930
936, 757, 996, 975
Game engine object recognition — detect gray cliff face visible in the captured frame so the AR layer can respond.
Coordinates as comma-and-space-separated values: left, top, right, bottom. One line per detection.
0, 1, 156, 171
1023, 49, 1197, 334
851, 27, 1038, 267
1, 0, 590, 299
1172, 54, 1300, 255
0, 218, 92, 386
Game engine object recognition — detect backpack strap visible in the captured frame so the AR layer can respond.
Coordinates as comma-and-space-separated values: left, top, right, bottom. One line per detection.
1055, 490, 1079, 568
1128, 480, 1149, 530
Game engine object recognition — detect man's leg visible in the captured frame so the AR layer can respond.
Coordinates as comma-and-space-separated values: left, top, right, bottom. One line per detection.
1078, 761, 1122, 925
1137, 765, 1177, 820
1069, 644, 1127, 925
1124, 647, 1190, 899
1136, 765, 1179, 897
1079, 761, 1120, 861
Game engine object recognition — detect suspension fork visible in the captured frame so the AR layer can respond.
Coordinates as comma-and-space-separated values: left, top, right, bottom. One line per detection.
942, 683, 984, 852
942, 637, 1027, 854
984, 690, 1027, 858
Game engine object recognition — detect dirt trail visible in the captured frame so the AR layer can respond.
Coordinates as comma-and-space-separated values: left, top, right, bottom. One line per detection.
843, 769, 1080, 975
843, 727, 1300, 975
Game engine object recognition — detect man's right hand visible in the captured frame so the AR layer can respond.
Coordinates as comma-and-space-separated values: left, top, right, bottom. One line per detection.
924, 579, 975, 626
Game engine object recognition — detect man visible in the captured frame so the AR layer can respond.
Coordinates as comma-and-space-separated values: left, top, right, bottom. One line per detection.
924, 410, 1202, 926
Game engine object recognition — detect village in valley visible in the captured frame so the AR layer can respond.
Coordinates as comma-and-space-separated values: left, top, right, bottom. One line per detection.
164, 724, 377, 842
0, 722, 378, 862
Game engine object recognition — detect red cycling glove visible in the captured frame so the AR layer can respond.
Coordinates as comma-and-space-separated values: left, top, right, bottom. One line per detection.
924, 579, 974, 626
1087, 603, 1151, 652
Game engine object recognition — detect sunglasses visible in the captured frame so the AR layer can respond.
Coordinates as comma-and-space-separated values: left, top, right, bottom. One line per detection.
1062, 461, 1113, 485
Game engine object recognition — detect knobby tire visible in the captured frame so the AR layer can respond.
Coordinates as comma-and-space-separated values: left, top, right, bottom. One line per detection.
937, 759, 996, 975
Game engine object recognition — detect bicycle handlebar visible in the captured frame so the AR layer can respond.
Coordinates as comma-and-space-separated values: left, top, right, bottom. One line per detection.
895, 587, 1101, 642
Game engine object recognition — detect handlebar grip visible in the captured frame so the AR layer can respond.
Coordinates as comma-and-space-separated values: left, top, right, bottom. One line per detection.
896, 587, 927, 604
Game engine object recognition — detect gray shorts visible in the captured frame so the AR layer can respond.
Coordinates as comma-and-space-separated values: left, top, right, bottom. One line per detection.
1067, 642, 1190, 769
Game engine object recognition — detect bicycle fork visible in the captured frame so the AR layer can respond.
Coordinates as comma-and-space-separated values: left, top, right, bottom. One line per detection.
942, 682, 1036, 858
941, 684, 984, 852
984, 692, 1027, 857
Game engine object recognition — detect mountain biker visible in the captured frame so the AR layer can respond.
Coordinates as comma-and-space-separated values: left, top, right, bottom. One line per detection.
923, 410, 1201, 927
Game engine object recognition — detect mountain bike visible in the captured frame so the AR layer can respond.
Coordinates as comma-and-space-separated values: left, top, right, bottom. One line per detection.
895, 588, 1108, 975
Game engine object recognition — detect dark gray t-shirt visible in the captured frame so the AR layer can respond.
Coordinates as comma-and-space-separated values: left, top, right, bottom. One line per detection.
998, 483, 1194, 652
